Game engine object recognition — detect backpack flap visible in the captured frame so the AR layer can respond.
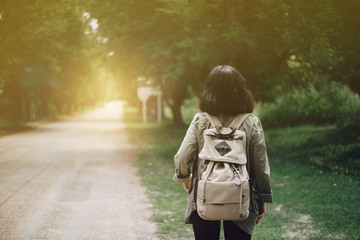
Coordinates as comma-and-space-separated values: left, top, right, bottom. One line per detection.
198, 128, 247, 165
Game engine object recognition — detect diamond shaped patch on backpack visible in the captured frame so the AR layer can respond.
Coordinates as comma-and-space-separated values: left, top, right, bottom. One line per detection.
215, 141, 232, 156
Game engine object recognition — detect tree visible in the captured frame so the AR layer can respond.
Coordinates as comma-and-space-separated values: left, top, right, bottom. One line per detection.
87, 0, 360, 126
3, 0, 356, 126
0, 0, 106, 121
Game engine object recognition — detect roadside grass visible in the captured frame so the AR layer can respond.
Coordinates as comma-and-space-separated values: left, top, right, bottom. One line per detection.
266, 125, 360, 176
0, 121, 36, 136
263, 126, 360, 239
0, 117, 64, 137
124, 107, 193, 239
0, 102, 105, 137
124, 107, 360, 239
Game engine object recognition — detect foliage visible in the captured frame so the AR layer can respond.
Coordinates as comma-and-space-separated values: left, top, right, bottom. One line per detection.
260, 81, 360, 127
181, 96, 199, 125
0, 0, 115, 123
1, 0, 359, 127
86, 0, 360, 126
124, 107, 360, 240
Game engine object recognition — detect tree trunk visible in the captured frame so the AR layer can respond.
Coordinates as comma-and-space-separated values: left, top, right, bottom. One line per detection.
6, 77, 23, 121
38, 86, 51, 118
170, 96, 186, 128
12, 93, 23, 121
38, 99, 48, 118
22, 94, 31, 121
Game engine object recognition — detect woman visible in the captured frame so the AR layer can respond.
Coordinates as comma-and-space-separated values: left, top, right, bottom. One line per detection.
173, 65, 272, 240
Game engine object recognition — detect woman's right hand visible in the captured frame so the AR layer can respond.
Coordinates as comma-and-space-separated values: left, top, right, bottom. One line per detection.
256, 202, 266, 224
183, 175, 192, 192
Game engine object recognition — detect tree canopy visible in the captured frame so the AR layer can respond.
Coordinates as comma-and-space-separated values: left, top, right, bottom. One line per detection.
0, 0, 116, 121
87, 0, 360, 125
1, 0, 359, 126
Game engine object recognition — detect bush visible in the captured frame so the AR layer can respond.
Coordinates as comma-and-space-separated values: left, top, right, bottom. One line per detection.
260, 82, 360, 128
181, 97, 199, 125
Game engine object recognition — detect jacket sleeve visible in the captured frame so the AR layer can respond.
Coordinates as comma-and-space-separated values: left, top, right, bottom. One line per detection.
173, 114, 199, 182
250, 117, 273, 203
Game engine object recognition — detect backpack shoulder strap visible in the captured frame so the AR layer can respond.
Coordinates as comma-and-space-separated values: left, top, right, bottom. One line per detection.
203, 112, 222, 128
229, 113, 250, 130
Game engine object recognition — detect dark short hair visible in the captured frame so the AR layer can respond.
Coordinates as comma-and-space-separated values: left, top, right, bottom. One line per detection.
198, 65, 255, 115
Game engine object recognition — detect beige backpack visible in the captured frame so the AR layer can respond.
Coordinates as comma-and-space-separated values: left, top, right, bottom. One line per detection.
196, 113, 250, 221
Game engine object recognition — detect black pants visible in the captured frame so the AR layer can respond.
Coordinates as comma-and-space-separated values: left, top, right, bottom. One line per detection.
191, 211, 251, 240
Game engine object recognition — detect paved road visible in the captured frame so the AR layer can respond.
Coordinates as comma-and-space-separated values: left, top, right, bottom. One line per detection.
0, 103, 157, 240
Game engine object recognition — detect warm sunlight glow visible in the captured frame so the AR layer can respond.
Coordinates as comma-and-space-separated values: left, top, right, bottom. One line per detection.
90, 18, 99, 33
106, 51, 114, 57
105, 100, 124, 112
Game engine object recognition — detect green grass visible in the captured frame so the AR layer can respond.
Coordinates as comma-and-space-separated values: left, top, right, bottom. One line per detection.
257, 152, 360, 239
0, 121, 32, 136
124, 107, 360, 239
124, 107, 193, 239
266, 125, 360, 176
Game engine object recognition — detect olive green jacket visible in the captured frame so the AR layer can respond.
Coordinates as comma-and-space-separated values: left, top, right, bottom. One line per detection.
173, 112, 272, 235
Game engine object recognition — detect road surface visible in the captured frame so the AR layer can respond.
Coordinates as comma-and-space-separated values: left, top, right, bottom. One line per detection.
0, 102, 157, 240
